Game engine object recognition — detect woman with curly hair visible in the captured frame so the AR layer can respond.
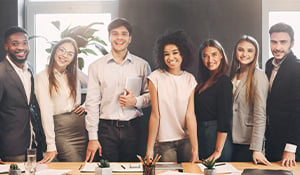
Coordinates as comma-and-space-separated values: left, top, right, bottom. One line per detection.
145, 30, 198, 162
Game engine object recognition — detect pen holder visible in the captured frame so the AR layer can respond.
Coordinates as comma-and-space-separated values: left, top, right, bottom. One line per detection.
143, 165, 155, 175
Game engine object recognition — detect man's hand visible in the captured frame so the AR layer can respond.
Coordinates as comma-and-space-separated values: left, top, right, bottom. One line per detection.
281, 151, 296, 167
85, 140, 102, 163
119, 89, 137, 107
252, 151, 271, 166
39, 151, 57, 164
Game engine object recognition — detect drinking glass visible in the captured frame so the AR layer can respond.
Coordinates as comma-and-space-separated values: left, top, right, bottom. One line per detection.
25, 148, 36, 175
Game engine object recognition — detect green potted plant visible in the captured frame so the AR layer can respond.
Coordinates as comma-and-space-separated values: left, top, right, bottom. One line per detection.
95, 159, 112, 175
202, 158, 216, 175
9, 164, 21, 175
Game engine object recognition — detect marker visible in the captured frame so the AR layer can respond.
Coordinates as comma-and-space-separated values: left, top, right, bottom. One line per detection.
121, 164, 126, 169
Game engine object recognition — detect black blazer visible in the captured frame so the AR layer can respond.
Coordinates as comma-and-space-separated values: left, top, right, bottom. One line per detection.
0, 59, 45, 158
265, 51, 300, 147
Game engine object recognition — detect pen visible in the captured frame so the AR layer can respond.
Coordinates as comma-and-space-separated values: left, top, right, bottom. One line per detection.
215, 163, 226, 166
121, 164, 126, 169
78, 164, 83, 170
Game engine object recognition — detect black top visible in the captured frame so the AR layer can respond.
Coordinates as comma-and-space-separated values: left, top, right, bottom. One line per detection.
194, 75, 233, 132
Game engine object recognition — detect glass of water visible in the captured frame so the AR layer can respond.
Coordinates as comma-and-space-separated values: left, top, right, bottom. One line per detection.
25, 148, 36, 175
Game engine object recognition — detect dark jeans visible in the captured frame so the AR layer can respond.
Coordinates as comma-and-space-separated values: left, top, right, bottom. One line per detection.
232, 144, 252, 162
95, 118, 139, 162
197, 120, 232, 161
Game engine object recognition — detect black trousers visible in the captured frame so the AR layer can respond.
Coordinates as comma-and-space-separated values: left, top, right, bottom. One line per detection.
232, 144, 252, 162
94, 118, 140, 162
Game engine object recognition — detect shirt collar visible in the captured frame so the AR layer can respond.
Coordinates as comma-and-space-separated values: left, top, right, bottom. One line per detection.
272, 52, 289, 68
6, 55, 29, 72
106, 51, 133, 64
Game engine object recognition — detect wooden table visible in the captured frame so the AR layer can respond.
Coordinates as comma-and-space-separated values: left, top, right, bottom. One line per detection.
5, 162, 300, 174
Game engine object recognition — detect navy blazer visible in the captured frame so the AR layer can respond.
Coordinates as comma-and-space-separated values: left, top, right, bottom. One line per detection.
265, 51, 300, 147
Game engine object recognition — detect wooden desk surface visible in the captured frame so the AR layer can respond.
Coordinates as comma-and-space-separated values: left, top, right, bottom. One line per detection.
5, 162, 300, 174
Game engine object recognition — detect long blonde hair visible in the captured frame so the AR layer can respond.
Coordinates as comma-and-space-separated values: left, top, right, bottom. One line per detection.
229, 35, 259, 105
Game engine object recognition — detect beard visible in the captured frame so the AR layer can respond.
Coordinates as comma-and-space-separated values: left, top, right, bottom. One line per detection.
9, 51, 28, 64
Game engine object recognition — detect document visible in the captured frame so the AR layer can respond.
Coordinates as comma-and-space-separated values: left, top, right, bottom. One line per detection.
80, 162, 143, 173
125, 76, 142, 96
0, 163, 25, 173
156, 162, 183, 171
160, 172, 202, 175
198, 163, 241, 174
36, 169, 71, 175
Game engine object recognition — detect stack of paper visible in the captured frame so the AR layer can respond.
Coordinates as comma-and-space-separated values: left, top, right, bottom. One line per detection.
198, 163, 241, 174
0, 163, 25, 173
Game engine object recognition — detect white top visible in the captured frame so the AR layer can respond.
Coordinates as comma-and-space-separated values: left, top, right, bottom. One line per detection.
148, 69, 197, 142
35, 67, 81, 152
85, 52, 151, 140
6, 56, 31, 104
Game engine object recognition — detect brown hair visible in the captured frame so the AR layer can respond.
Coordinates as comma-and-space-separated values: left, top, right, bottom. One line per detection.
229, 35, 259, 105
48, 37, 78, 100
197, 39, 229, 94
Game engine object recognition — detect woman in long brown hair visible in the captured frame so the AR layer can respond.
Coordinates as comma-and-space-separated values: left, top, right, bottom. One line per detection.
35, 38, 87, 163
194, 39, 232, 161
230, 35, 270, 165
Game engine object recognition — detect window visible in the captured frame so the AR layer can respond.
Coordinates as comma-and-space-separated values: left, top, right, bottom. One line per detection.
262, 0, 300, 66
25, 0, 118, 74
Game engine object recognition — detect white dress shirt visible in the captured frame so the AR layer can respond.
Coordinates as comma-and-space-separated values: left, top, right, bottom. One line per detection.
35, 67, 81, 152
85, 52, 151, 140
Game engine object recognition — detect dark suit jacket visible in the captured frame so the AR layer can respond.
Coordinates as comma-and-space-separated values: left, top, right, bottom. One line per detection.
265, 51, 300, 150
0, 58, 45, 158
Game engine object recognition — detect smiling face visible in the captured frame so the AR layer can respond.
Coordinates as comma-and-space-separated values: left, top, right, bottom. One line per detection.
270, 32, 294, 61
163, 44, 183, 74
5, 32, 29, 65
236, 40, 256, 66
54, 42, 75, 72
202, 46, 223, 72
109, 25, 132, 54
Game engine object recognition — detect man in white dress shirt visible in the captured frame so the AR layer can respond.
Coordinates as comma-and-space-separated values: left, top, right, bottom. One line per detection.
85, 18, 151, 162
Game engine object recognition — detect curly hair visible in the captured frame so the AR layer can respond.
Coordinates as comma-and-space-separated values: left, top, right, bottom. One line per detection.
153, 30, 195, 71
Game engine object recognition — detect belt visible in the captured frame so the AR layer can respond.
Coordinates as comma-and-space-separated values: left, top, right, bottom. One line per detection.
100, 118, 138, 128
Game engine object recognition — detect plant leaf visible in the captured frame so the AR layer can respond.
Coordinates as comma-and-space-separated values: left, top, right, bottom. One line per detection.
51, 21, 61, 31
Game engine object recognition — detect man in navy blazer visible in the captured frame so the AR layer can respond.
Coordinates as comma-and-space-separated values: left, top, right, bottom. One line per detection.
265, 23, 300, 167
0, 26, 45, 161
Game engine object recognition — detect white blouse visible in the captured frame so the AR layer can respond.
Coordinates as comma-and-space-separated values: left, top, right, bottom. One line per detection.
35, 67, 81, 152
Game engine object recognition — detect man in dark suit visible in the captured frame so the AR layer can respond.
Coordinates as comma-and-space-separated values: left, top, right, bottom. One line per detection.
265, 22, 300, 167
0, 26, 45, 161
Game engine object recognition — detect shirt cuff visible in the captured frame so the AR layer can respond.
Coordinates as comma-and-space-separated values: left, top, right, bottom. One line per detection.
284, 143, 297, 153
47, 144, 57, 152
135, 96, 142, 108
88, 131, 98, 141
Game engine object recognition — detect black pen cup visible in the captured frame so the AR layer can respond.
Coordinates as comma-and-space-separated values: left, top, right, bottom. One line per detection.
143, 165, 155, 175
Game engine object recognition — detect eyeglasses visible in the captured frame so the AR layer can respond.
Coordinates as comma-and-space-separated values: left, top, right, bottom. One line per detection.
57, 47, 75, 58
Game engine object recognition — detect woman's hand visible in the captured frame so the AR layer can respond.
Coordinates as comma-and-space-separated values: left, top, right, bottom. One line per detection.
205, 150, 221, 161
253, 151, 272, 166
39, 151, 57, 164
74, 104, 85, 116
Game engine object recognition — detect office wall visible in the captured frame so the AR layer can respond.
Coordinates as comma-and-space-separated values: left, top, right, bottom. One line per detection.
0, 0, 19, 60
120, 0, 262, 74
119, 0, 262, 156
